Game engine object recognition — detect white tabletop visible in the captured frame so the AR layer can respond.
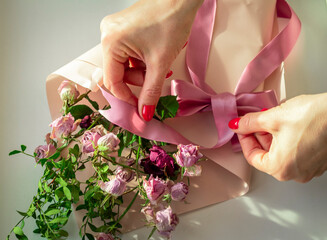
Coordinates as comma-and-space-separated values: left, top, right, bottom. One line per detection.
1, 0, 326, 239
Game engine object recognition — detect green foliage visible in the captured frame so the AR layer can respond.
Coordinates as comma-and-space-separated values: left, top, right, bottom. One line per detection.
68, 104, 93, 120
156, 95, 179, 121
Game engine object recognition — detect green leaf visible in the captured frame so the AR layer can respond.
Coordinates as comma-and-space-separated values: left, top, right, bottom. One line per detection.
44, 182, 51, 193
85, 95, 99, 110
38, 180, 43, 192
13, 226, 24, 236
27, 204, 36, 217
88, 222, 98, 232
156, 95, 179, 121
69, 144, 80, 158
86, 233, 95, 240
16, 210, 28, 217
75, 204, 87, 211
58, 230, 69, 237
45, 209, 61, 216
57, 178, 68, 187
20, 145, 27, 152
38, 158, 48, 166
49, 217, 68, 224
68, 104, 93, 120
49, 151, 60, 160
9, 150, 21, 156
63, 186, 72, 200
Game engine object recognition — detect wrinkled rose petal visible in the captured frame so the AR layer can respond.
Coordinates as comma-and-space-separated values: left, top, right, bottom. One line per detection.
143, 175, 167, 205
95, 232, 114, 240
49, 113, 79, 139
174, 144, 202, 167
184, 164, 202, 177
170, 182, 188, 201
97, 133, 120, 152
34, 144, 56, 162
155, 206, 179, 238
57, 80, 80, 104
115, 166, 135, 183
99, 178, 126, 197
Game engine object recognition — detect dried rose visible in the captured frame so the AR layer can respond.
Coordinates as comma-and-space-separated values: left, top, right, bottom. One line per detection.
174, 144, 202, 167
115, 166, 135, 183
141, 205, 155, 223
170, 182, 188, 201
149, 145, 174, 169
49, 113, 80, 139
80, 115, 92, 129
98, 178, 126, 197
97, 133, 120, 153
81, 130, 102, 154
184, 164, 202, 177
143, 175, 167, 205
57, 80, 79, 104
34, 144, 56, 162
117, 157, 135, 166
95, 232, 114, 240
155, 206, 179, 238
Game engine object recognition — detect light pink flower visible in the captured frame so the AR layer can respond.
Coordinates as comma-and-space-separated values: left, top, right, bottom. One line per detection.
95, 232, 114, 240
155, 206, 179, 238
170, 182, 188, 201
34, 144, 56, 161
98, 178, 126, 197
97, 133, 120, 152
184, 165, 202, 177
57, 80, 80, 104
49, 113, 80, 139
174, 144, 202, 167
141, 205, 155, 223
81, 130, 102, 154
143, 175, 167, 205
115, 166, 135, 183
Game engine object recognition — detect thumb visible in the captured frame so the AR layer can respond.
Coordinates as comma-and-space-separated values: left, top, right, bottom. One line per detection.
228, 110, 272, 134
138, 63, 169, 121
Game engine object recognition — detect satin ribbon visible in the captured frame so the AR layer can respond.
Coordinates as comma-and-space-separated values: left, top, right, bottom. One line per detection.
99, 0, 301, 150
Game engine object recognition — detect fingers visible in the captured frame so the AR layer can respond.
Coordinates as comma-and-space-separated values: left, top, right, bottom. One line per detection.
102, 54, 138, 107
138, 61, 169, 121
229, 109, 278, 135
237, 133, 271, 173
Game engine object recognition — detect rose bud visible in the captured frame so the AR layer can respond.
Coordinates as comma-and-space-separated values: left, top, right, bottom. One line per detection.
57, 80, 80, 104
155, 206, 179, 238
81, 130, 102, 154
174, 144, 203, 167
80, 115, 92, 129
98, 178, 126, 197
141, 205, 155, 223
49, 113, 80, 139
170, 182, 188, 201
95, 232, 114, 240
115, 166, 135, 183
97, 133, 120, 153
34, 144, 56, 162
143, 175, 167, 205
184, 164, 202, 177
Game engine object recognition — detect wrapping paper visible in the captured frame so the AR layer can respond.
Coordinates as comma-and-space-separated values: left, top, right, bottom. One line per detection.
46, 0, 300, 233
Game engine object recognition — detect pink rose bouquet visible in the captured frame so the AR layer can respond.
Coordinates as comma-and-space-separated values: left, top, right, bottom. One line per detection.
8, 80, 205, 240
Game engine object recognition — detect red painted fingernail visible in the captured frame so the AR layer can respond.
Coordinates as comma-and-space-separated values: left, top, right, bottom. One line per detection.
261, 108, 268, 112
183, 41, 188, 49
142, 105, 155, 121
165, 70, 173, 79
228, 118, 241, 130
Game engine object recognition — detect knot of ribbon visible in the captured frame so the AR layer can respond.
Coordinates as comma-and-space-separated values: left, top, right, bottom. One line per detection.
171, 80, 278, 150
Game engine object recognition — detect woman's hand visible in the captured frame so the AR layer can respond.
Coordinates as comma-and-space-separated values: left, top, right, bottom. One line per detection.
229, 93, 327, 182
100, 0, 203, 121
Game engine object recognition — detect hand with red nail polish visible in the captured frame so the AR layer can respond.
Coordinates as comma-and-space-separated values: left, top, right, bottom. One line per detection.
100, 0, 204, 121
228, 94, 327, 183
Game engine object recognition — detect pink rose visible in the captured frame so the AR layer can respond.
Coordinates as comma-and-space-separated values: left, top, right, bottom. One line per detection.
170, 182, 188, 201
155, 206, 179, 238
81, 125, 107, 154
57, 80, 80, 104
95, 233, 114, 240
143, 175, 167, 205
34, 144, 56, 162
174, 144, 203, 167
149, 145, 174, 169
98, 178, 126, 197
115, 166, 135, 183
141, 205, 155, 223
184, 164, 202, 177
49, 113, 80, 139
97, 133, 120, 152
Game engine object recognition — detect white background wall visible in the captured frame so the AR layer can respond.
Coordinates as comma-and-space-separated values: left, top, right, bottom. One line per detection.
1, 0, 326, 239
